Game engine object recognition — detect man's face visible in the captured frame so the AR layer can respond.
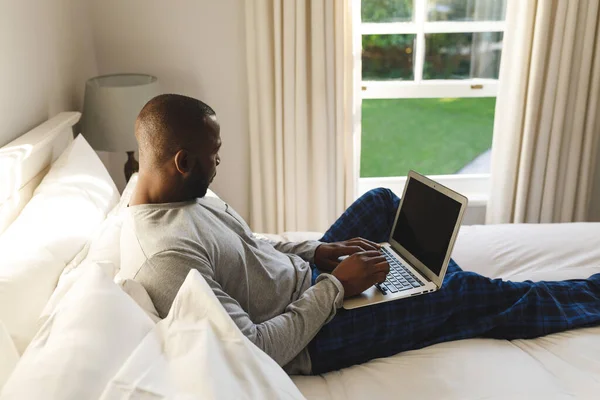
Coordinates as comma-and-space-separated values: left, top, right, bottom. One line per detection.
189, 115, 221, 198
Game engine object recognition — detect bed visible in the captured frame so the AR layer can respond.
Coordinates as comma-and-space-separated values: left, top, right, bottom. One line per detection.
292, 223, 600, 399
1, 114, 599, 399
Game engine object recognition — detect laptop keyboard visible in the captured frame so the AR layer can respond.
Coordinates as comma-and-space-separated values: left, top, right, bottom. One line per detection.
378, 247, 424, 295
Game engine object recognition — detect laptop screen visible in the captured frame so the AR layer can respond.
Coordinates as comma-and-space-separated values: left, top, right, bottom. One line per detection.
391, 177, 462, 277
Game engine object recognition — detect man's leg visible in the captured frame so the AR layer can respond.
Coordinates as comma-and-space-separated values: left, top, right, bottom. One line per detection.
320, 187, 400, 245
309, 188, 600, 374
309, 260, 600, 374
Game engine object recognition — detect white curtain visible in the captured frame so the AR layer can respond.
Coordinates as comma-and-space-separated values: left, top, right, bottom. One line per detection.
245, 0, 358, 233
487, 0, 600, 224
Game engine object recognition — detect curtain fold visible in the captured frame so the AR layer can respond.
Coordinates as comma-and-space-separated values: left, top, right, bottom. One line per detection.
487, 0, 600, 224
245, 0, 356, 233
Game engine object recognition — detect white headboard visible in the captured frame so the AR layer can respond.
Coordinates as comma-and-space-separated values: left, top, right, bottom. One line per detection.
0, 112, 81, 235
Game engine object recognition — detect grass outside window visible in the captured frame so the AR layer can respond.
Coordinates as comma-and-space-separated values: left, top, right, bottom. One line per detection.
360, 97, 496, 177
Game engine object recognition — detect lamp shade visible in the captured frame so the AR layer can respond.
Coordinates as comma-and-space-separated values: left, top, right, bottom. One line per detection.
81, 74, 160, 152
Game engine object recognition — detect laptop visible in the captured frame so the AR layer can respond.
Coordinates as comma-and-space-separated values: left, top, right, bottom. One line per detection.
343, 170, 468, 310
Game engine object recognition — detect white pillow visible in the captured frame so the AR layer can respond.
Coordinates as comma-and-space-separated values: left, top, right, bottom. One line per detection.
113, 172, 139, 214
88, 172, 139, 272
0, 264, 154, 400
116, 278, 161, 323
0, 134, 119, 353
101, 270, 304, 399
42, 174, 141, 321
63, 172, 139, 274
0, 321, 19, 391
40, 260, 117, 321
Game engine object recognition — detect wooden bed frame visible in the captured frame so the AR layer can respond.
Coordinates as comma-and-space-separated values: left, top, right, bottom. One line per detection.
0, 112, 80, 235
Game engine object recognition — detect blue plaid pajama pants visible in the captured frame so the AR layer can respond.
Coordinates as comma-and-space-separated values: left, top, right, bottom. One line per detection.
308, 188, 600, 374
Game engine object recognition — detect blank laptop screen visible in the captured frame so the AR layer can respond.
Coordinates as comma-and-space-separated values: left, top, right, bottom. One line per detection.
391, 177, 461, 276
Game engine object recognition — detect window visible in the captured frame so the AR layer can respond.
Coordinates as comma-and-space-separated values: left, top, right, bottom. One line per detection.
357, 0, 507, 203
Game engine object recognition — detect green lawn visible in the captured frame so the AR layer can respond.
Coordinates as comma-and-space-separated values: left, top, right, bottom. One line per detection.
360, 97, 496, 177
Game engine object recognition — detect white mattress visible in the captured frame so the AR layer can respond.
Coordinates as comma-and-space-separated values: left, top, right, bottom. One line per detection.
291, 223, 600, 400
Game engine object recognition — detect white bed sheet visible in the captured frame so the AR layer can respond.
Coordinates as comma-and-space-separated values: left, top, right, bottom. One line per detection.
291, 223, 600, 400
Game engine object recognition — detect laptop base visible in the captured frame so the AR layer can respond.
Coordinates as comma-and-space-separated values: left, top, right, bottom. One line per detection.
343, 281, 437, 310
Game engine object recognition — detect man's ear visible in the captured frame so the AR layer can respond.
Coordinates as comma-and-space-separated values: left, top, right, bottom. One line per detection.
174, 149, 194, 175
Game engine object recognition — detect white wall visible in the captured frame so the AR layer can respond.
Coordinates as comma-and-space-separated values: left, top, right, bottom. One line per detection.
0, 0, 97, 146
89, 0, 250, 219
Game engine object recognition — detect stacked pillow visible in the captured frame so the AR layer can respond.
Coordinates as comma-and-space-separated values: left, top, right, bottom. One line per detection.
41, 174, 140, 320
2, 268, 305, 400
0, 135, 119, 354
1, 264, 155, 399
0, 321, 18, 389
40, 172, 162, 325
101, 270, 304, 399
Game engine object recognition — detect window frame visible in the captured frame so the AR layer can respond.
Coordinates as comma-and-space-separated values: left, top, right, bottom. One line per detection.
356, 0, 505, 205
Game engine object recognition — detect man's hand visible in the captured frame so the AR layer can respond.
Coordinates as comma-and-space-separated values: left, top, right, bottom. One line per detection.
314, 238, 381, 272
331, 251, 390, 298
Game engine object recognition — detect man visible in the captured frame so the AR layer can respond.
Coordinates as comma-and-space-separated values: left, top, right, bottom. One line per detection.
124, 94, 600, 375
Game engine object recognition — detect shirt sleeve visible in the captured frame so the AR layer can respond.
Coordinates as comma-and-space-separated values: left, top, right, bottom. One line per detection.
259, 238, 322, 262
136, 250, 344, 369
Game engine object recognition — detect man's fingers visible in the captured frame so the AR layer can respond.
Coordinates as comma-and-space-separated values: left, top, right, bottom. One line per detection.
372, 261, 390, 274
361, 254, 386, 266
358, 238, 381, 250
356, 250, 382, 259
347, 237, 380, 251
373, 272, 388, 284
334, 245, 365, 257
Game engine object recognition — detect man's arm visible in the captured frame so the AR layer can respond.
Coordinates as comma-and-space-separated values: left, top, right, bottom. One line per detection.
258, 236, 322, 262
138, 250, 344, 368
259, 235, 382, 269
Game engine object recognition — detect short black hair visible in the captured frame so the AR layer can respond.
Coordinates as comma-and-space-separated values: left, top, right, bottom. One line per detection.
135, 94, 216, 166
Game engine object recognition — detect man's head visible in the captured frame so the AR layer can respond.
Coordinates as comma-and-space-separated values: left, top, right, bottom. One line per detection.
135, 94, 221, 201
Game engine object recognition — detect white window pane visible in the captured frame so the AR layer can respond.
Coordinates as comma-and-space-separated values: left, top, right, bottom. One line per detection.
362, 34, 416, 81
362, 0, 414, 23
360, 98, 495, 177
427, 0, 506, 22
424, 32, 503, 79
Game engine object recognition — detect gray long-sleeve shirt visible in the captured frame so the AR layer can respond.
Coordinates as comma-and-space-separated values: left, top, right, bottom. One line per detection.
121, 196, 345, 374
